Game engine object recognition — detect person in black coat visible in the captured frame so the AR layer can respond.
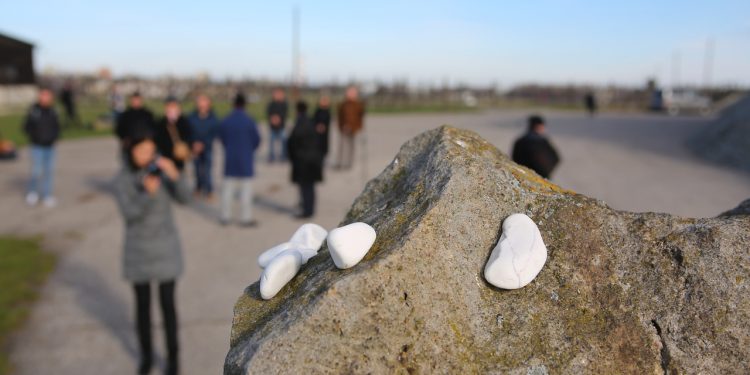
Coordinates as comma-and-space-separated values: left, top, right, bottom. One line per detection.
287, 101, 323, 219
584, 92, 597, 117
116, 92, 156, 151
59, 80, 79, 127
312, 95, 331, 158
511, 115, 560, 179
154, 97, 193, 171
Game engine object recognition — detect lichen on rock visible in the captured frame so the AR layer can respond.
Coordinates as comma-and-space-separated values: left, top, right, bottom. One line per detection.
225, 126, 750, 374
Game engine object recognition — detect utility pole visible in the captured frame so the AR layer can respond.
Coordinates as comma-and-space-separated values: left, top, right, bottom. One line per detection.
670, 51, 681, 90
702, 38, 715, 89
292, 5, 301, 100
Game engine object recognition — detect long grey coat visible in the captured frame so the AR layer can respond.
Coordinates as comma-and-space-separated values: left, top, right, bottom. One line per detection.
114, 168, 191, 283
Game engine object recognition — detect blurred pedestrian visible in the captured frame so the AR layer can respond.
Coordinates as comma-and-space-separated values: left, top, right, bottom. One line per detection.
585, 92, 597, 117
24, 87, 60, 207
219, 93, 261, 226
511, 115, 560, 179
109, 84, 126, 122
115, 92, 155, 157
336, 86, 365, 170
287, 100, 323, 219
60, 80, 80, 128
154, 97, 193, 171
113, 136, 190, 375
312, 95, 331, 159
188, 94, 219, 199
266, 88, 288, 162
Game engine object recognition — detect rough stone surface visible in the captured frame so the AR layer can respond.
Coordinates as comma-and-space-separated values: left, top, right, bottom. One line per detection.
690, 93, 750, 171
225, 126, 750, 374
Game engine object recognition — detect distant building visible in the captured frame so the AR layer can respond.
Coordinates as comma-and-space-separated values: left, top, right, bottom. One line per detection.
0, 32, 36, 110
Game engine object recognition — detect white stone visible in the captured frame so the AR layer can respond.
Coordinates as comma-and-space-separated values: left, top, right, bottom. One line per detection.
327, 222, 377, 269
259, 249, 304, 300
484, 213, 548, 289
258, 223, 328, 268
296, 247, 319, 263
258, 242, 295, 269
289, 223, 328, 251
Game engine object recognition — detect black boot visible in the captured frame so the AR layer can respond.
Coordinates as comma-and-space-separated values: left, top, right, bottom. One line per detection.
165, 356, 178, 375
137, 355, 152, 375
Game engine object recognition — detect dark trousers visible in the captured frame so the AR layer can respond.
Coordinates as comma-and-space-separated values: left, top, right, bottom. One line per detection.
298, 182, 315, 216
193, 150, 213, 194
134, 280, 178, 375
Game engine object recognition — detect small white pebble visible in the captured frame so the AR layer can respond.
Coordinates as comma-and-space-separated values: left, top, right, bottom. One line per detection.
327, 222, 376, 269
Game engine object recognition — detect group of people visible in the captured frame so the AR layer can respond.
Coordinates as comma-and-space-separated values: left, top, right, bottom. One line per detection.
114, 86, 366, 222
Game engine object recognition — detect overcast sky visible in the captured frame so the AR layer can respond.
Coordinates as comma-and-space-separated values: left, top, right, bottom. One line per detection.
2, 0, 749, 87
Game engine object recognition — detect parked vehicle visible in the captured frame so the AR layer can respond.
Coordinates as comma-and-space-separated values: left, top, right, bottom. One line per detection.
663, 89, 712, 116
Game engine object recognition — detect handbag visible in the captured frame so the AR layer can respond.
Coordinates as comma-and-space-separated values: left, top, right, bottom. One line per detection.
166, 122, 190, 161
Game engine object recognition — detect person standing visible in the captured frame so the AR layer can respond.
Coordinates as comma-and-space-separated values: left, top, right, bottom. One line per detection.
312, 95, 332, 160
287, 101, 323, 219
154, 97, 193, 171
511, 115, 560, 179
109, 84, 126, 122
266, 88, 288, 162
187, 94, 219, 199
336, 86, 365, 170
113, 136, 190, 375
60, 80, 79, 128
24, 88, 61, 207
219, 93, 261, 226
584, 92, 597, 117
115, 92, 155, 155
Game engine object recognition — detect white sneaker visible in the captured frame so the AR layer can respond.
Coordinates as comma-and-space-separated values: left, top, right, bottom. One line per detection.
26, 192, 39, 206
42, 196, 57, 208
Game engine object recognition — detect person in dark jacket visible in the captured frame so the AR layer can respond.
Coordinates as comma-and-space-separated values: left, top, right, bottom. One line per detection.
584, 92, 597, 117
113, 135, 190, 375
24, 88, 61, 207
154, 97, 193, 171
219, 93, 262, 226
511, 115, 560, 179
187, 94, 219, 199
266, 88, 288, 162
287, 101, 323, 219
312, 95, 332, 158
59, 80, 79, 127
115, 92, 155, 152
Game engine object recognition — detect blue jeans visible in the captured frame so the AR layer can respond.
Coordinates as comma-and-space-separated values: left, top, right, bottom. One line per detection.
193, 149, 213, 193
28, 145, 56, 198
268, 129, 286, 161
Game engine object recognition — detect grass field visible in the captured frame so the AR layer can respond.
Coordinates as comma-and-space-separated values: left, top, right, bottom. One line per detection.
0, 236, 56, 375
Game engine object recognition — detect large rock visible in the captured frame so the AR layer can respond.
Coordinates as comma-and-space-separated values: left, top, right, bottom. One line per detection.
690, 93, 750, 170
225, 126, 750, 374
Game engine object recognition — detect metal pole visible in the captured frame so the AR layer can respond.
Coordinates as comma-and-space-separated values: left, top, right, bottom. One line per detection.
703, 38, 715, 89
292, 5, 301, 101
671, 51, 681, 90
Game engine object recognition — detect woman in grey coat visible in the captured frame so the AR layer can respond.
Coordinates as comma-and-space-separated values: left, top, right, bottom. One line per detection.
114, 135, 190, 375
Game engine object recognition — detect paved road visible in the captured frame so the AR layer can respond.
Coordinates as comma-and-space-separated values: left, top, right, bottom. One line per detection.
3, 110, 749, 374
